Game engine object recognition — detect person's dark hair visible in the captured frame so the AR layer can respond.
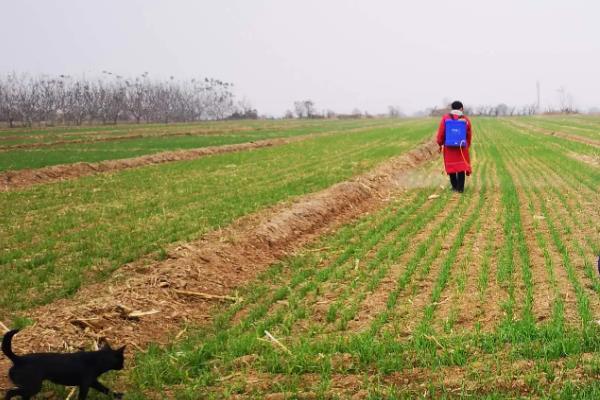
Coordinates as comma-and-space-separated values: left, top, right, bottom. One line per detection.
451, 101, 463, 110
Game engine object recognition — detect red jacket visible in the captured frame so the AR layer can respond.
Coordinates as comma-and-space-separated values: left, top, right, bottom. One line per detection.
436, 113, 472, 175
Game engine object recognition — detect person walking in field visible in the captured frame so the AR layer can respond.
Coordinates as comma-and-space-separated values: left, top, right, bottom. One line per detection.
436, 101, 472, 193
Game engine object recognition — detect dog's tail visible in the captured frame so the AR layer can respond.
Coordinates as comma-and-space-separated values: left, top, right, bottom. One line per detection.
2, 329, 21, 363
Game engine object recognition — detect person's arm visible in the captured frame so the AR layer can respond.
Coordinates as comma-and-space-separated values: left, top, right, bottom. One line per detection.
436, 116, 446, 152
466, 117, 472, 147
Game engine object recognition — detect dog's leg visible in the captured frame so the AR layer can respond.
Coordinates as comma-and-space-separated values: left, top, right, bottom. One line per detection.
7, 381, 41, 400
90, 380, 109, 394
91, 380, 123, 399
78, 384, 90, 400
5, 388, 22, 400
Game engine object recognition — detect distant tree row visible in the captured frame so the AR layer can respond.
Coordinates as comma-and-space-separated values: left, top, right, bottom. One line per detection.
0, 72, 256, 127
286, 100, 392, 119
287, 100, 575, 119
425, 103, 540, 117
426, 103, 581, 117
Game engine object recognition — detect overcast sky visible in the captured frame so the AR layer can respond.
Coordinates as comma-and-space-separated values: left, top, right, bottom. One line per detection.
2, 0, 599, 115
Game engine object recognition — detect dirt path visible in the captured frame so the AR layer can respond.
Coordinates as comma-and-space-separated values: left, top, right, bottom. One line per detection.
0, 139, 439, 390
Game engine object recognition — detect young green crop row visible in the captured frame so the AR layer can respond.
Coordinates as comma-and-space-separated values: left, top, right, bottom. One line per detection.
0, 119, 378, 146
0, 119, 405, 171
119, 118, 600, 399
497, 121, 599, 325
0, 120, 435, 317
0, 118, 399, 140
521, 115, 600, 141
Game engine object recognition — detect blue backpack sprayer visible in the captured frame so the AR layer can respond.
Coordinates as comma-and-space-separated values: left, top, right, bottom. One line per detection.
444, 117, 467, 148
444, 115, 470, 169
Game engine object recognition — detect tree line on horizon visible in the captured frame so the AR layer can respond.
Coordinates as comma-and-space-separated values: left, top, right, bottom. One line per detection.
0, 72, 258, 128
0, 72, 593, 127
288, 100, 587, 120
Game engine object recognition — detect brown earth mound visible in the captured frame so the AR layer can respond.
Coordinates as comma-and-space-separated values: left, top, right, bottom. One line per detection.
0, 134, 147, 151
0, 126, 257, 150
0, 135, 314, 191
0, 139, 438, 390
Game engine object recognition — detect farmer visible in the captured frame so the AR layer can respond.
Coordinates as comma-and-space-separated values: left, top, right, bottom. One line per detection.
436, 101, 472, 193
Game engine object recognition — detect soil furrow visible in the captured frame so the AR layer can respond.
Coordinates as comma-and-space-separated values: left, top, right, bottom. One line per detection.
345, 185, 458, 332
283, 189, 430, 332
509, 144, 598, 325
541, 191, 600, 317
436, 165, 502, 332
315, 168, 452, 332
380, 168, 485, 337
503, 159, 558, 325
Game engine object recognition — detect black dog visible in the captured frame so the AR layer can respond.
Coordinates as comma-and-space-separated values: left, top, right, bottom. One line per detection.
2, 329, 125, 399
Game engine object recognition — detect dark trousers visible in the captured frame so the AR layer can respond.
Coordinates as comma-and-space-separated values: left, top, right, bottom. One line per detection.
449, 172, 465, 192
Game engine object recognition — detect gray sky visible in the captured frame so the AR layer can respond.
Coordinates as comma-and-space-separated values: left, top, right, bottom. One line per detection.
2, 0, 599, 115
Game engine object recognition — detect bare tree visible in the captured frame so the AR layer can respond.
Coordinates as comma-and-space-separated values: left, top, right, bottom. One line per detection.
0, 72, 241, 127
388, 105, 401, 118
557, 86, 576, 113
303, 100, 315, 118
227, 98, 258, 120
0, 75, 20, 127
124, 73, 156, 123
494, 103, 509, 117
293, 101, 305, 118
17, 75, 44, 127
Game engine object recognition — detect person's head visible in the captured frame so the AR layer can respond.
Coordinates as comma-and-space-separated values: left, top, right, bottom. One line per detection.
451, 101, 464, 111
